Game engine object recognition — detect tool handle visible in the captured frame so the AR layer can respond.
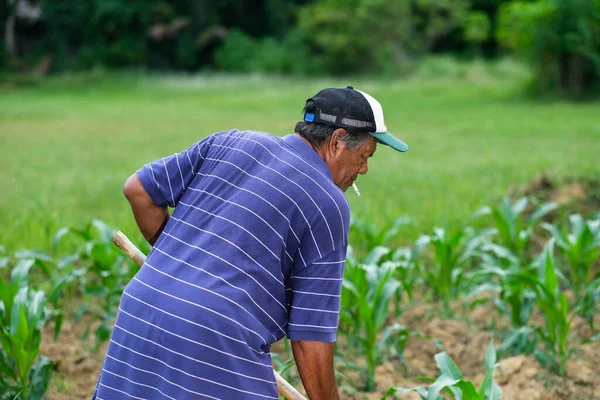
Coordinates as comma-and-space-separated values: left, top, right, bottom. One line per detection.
111, 231, 307, 400
112, 231, 147, 266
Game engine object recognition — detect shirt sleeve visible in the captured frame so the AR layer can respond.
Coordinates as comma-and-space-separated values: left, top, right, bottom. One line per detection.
286, 246, 347, 342
136, 138, 211, 207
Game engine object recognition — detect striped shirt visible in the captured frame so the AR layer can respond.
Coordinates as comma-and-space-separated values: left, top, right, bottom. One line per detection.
93, 130, 350, 399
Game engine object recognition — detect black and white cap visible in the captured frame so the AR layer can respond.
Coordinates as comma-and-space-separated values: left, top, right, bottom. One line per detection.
303, 86, 408, 152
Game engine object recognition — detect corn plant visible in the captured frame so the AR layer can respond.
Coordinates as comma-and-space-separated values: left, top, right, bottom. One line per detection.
354, 240, 425, 318
578, 277, 600, 331
382, 339, 502, 400
0, 260, 55, 400
340, 259, 401, 391
350, 215, 411, 250
422, 226, 494, 316
470, 259, 539, 357
476, 197, 557, 262
477, 241, 574, 375
530, 240, 575, 376
471, 242, 537, 329
542, 214, 600, 301
53, 220, 142, 346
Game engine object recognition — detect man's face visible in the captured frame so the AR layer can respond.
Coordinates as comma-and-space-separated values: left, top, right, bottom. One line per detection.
325, 131, 378, 192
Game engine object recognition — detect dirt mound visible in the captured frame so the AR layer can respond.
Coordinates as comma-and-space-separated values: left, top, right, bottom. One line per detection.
511, 175, 600, 219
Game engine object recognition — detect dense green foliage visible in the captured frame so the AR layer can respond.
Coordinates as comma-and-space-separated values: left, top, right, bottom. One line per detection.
497, 0, 600, 97
2, 0, 599, 96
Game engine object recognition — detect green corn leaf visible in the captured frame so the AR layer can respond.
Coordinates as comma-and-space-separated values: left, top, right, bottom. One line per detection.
28, 291, 46, 329
381, 386, 427, 400
541, 223, 569, 249
364, 246, 392, 265
427, 374, 460, 400
468, 206, 491, 223
480, 368, 502, 400
484, 339, 496, 370
381, 216, 412, 244
453, 380, 479, 399
559, 294, 569, 320
14, 250, 52, 263
53, 311, 63, 340
529, 202, 558, 224
434, 352, 464, 380
92, 219, 116, 243
543, 242, 558, 296
52, 226, 91, 252
511, 197, 528, 215
30, 355, 53, 400
569, 214, 585, 238
10, 259, 35, 288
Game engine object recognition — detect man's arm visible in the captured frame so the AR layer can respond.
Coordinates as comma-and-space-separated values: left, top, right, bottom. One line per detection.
123, 173, 169, 246
291, 340, 339, 400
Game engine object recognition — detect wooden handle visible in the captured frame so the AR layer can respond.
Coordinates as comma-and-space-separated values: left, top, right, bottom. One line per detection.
111, 231, 307, 400
112, 231, 147, 266
276, 375, 306, 399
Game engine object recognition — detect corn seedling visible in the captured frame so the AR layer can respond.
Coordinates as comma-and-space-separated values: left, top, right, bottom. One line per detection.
341, 259, 401, 391
54, 220, 142, 346
578, 277, 600, 331
350, 215, 411, 250
480, 241, 575, 375
530, 240, 575, 376
476, 197, 557, 262
422, 226, 494, 316
0, 261, 55, 400
542, 214, 600, 321
382, 339, 502, 400
469, 255, 541, 357
472, 249, 537, 321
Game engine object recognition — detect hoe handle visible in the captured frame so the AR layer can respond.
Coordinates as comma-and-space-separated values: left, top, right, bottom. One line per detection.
111, 230, 307, 400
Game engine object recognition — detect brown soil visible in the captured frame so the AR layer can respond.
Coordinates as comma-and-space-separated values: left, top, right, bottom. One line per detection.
41, 301, 600, 400
41, 318, 108, 400
511, 174, 600, 219
337, 299, 600, 400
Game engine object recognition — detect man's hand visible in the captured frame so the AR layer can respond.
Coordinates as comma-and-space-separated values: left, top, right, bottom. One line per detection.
291, 340, 339, 400
123, 173, 169, 246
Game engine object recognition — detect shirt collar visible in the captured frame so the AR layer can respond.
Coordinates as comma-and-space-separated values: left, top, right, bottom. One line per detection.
281, 134, 333, 180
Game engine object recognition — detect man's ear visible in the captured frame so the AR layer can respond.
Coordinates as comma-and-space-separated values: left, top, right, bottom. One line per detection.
328, 128, 347, 156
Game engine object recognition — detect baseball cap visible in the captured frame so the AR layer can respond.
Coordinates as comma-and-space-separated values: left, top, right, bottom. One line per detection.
303, 86, 408, 152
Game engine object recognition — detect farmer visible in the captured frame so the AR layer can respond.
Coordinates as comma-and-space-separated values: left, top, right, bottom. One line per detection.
93, 86, 408, 399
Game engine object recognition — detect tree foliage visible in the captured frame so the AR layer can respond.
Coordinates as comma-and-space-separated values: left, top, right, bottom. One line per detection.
497, 0, 600, 98
1, 0, 599, 97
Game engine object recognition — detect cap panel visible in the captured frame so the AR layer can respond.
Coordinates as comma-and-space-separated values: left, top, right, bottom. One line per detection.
356, 90, 387, 133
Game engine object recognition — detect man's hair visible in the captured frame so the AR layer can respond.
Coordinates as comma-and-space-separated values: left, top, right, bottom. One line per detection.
295, 101, 372, 150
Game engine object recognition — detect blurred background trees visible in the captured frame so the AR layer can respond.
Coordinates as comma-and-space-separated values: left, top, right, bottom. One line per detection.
1, 0, 599, 98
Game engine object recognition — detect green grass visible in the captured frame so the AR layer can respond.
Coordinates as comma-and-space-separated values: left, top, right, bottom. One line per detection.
1, 68, 599, 253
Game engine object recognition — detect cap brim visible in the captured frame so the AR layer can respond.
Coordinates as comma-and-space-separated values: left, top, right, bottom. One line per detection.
369, 132, 408, 152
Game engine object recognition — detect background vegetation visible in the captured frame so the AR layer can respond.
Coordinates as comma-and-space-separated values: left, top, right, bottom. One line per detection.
2, 0, 600, 98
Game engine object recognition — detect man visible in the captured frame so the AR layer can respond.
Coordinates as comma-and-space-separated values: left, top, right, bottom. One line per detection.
93, 86, 407, 399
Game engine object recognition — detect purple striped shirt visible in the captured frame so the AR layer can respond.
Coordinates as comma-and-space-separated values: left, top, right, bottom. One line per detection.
93, 130, 350, 399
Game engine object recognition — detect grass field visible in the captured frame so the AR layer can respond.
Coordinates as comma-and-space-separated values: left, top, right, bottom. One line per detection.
1, 65, 600, 253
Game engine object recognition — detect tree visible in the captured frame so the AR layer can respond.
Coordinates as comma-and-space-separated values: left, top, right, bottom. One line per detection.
497, 0, 600, 98
465, 11, 491, 57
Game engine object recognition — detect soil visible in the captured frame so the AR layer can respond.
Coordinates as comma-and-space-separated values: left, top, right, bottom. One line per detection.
40, 301, 600, 400
511, 174, 600, 220
39, 177, 600, 399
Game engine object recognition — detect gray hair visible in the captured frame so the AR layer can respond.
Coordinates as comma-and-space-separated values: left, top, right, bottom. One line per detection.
294, 121, 371, 150
294, 99, 372, 150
